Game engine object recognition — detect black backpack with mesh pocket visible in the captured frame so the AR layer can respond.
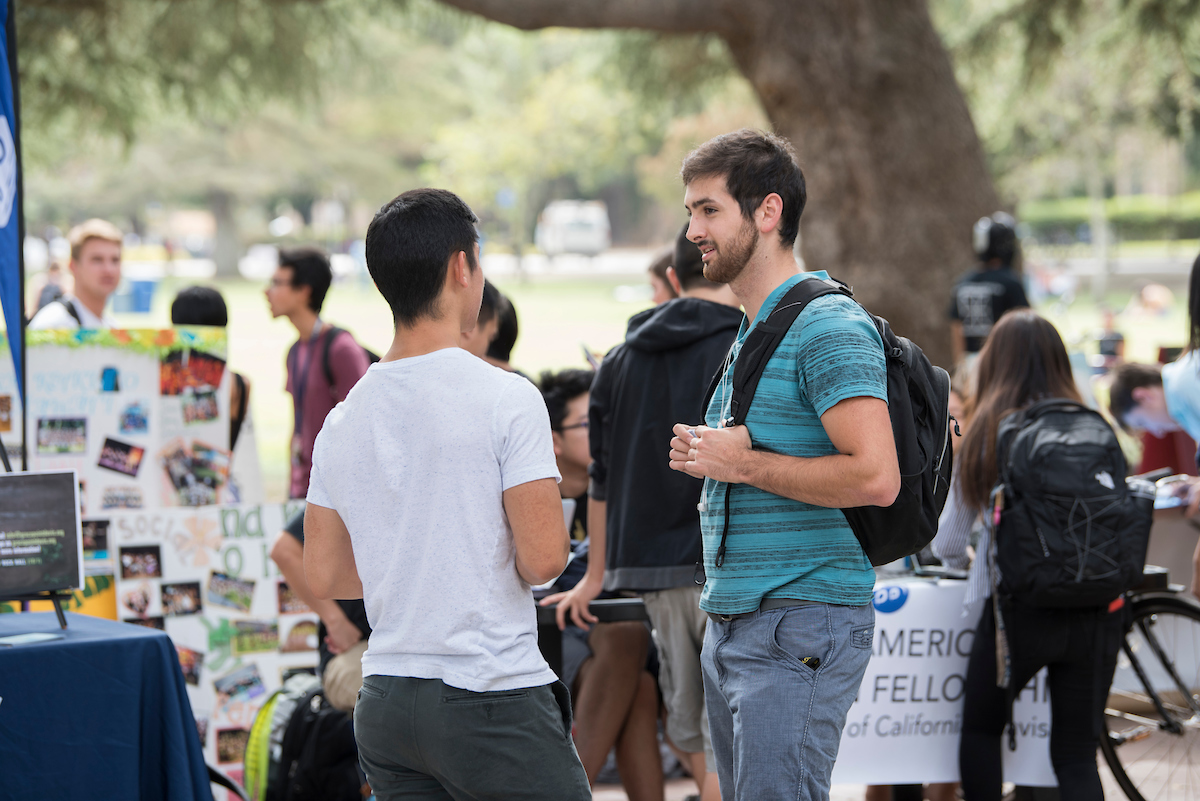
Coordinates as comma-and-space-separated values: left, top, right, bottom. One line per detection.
992, 399, 1155, 608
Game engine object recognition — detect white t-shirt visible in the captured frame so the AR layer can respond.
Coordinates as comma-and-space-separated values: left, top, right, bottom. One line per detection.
307, 347, 561, 692
28, 297, 115, 330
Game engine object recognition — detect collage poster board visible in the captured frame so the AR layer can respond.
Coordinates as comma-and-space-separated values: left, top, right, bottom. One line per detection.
108, 502, 317, 789
0, 470, 83, 595
25, 328, 232, 515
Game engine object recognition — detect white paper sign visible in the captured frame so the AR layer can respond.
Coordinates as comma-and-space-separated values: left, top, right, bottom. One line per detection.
830, 578, 1056, 786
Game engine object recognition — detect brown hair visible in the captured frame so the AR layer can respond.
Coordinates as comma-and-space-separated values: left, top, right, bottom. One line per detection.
1108, 362, 1162, 430
956, 309, 1082, 510
680, 129, 806, 249
68, 219, 123, 260
647, 248, 675, 291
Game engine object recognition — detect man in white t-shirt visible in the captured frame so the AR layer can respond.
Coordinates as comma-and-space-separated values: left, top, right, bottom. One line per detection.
303, 187, 590, 800
28, 219, 123, 330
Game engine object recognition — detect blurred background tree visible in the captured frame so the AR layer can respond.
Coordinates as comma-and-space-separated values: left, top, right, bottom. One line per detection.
14, 0, 1200, 360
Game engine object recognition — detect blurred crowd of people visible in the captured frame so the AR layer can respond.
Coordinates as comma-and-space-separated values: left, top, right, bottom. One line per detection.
33, 130, 1200, 801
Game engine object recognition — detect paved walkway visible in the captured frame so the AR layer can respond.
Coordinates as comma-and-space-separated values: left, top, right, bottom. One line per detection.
592, 780, 870, 800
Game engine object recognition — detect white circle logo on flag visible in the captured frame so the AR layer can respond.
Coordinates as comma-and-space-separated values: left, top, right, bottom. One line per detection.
0, 116, 16, 228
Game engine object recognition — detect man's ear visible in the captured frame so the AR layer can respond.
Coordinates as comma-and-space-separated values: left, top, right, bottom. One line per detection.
451, 250, 472, 288
550, 430, 564, 457
1131, 386, 1155, 406
666, 266, 684, 296
756, 192, 784, 236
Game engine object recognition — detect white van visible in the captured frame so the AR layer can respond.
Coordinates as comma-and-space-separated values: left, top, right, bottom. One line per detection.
535, 200, 611, 257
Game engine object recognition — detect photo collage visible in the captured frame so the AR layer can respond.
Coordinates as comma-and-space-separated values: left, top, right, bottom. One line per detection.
26, 328, 233, 512
109, 503, 319, 778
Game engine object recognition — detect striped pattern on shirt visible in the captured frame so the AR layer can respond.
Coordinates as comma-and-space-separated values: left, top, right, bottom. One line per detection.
699, 272, 887, 614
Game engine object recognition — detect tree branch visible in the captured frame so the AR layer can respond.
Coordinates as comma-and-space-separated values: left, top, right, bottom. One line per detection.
435, 0, 727, 34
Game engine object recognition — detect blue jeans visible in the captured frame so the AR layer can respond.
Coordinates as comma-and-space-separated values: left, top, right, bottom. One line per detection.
702, 602, 874, 801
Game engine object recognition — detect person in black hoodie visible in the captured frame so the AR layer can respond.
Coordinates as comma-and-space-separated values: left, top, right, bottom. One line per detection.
549, 223, 742, 801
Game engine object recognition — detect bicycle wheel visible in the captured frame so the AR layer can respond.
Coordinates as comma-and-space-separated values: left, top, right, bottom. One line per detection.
1102, 595, 1200, 801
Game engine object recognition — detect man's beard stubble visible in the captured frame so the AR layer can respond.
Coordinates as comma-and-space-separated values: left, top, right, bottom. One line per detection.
701, 219, 759, 284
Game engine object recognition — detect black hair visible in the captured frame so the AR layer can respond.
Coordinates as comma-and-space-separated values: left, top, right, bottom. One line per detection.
487, 293, 518, 362
479, 279, 501, 325
366, 188, 480, 327
673, 222, 721, 291
680, 129, 807, 249
170, 285, 228, 327
1108, 362, 1164, 429
278, 245, 333, 313
978, 218, 1017, 267
1188, 250, 1200, 353
538, 368, 594, 431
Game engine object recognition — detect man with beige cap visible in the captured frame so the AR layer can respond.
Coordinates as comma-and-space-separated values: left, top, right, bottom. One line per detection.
29, 219, 123, 329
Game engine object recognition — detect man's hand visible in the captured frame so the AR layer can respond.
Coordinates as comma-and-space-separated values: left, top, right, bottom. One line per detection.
539, 572, 602, 631
669, 423, 751, 484
324, 613, 364, 655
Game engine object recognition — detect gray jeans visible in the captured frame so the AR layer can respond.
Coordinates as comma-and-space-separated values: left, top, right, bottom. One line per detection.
702, 602, 875, 801
355, 675, 591, 801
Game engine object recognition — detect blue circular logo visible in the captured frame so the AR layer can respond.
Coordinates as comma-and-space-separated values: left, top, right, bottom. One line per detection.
873, 585, 908, 613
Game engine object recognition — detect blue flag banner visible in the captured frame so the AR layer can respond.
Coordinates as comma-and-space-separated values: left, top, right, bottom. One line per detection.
0, 0, 19, 400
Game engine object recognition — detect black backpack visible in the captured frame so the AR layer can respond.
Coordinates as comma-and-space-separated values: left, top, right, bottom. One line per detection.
992, 399, 1155, 608
702, 276, 954, 567
272, 687, 362, 801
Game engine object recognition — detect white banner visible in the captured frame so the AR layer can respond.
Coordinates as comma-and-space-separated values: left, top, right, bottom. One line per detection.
830, 578, 1055, 786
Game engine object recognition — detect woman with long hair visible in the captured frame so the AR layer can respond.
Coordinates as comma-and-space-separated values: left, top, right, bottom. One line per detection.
956, 309, 1124, 801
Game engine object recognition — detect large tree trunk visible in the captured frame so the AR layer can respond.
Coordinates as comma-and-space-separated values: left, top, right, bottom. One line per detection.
437, 0, 1000, 367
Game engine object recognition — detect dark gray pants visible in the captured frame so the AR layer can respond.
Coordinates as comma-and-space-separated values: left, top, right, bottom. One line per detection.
355, 675, 591, 801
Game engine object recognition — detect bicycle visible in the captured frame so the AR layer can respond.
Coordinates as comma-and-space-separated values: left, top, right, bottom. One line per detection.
1101, 563, 1200, 800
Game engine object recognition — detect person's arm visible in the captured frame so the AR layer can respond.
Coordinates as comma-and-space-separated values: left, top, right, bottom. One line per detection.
669, 395, 900, 508
930, 478, 975, 570
269, 532, 363, 653
303, 502, 364, 600
540, 498, 606, 630
504, 478, 572, 585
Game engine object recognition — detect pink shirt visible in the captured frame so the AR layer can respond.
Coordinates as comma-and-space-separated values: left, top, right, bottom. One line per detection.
285, 327, 371, 499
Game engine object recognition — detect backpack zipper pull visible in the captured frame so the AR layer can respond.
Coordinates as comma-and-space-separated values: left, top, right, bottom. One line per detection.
992, 487, 1005, 527
950, 415, 961, 437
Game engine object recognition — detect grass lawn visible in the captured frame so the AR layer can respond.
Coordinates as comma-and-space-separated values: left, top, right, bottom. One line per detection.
40, 270, 1190, 502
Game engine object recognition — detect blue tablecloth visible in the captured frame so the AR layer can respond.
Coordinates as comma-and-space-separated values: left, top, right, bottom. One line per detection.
0, 612, 211, 801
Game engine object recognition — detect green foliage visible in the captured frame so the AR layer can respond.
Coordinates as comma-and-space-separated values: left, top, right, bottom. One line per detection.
17, 0, 359, 141
1021, 191, 1200, 239
933, 0, 1200, 202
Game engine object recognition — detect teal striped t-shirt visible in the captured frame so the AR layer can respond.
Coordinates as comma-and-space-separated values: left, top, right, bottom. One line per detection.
699, 272, 886, 614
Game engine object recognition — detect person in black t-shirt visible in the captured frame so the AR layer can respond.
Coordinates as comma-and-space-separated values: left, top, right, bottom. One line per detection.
948, 212, 1030, 365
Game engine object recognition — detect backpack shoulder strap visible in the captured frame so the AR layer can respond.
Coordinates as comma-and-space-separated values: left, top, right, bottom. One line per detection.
725, 277, 851, 427
321, 325, 346, 389
57, 297, 83, 325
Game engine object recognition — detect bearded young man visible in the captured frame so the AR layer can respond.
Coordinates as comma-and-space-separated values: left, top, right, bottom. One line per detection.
668, 130, 900, 801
